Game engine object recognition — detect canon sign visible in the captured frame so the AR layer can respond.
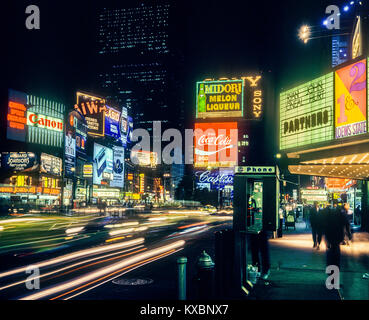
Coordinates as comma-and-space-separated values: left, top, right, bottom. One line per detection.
27, 112, 63, 132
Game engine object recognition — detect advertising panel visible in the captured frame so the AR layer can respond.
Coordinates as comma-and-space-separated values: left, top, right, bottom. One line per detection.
195, 168, 234, 190
40, 153, 62, 176
194, 122, 238, 168
279, 73, 334, 150
335, 59, 367, 139
301, 189, 328, 203
67, 110, 88, 158
0, 152, 38, 172
75, 93, 106, 137
83, 164, 93, 178
7, 90, 65, 148
196, 80, 244, 119
105, 106, 121, 140
119, 107, 130, 146
131, 150, 157, 168
111, 146, 125, 188
65, 111, 77, 177
7, 89, 28, 142
93, 143, 114, 185
27, 112, 63, 132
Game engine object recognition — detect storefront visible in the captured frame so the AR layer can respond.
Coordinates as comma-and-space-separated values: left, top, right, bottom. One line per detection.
92, 186, 121, 205
0, 152, 62, 209
278, 56, 369, 231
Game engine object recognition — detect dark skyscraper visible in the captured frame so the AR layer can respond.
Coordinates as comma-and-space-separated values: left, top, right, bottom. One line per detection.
96, 1, 185, 137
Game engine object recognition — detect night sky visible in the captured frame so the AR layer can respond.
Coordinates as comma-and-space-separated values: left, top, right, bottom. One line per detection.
3, 0, 362, 109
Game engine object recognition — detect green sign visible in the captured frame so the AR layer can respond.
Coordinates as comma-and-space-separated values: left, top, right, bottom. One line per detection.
196, 79, 244, 119
279, 72, 334, 150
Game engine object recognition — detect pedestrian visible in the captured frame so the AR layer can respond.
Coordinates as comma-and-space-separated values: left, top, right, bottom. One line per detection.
354, 205, 361, 226
323, 201, 352, 269
249, 230, 271, 280
310, 202, 323, 250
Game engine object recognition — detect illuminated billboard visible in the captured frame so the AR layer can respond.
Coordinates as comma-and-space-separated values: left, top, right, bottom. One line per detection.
279, 73, 334, 150
7, 90, 65, 148
195, 168, 234, 190
131, 150, 158, 168
335, 59, 367, 139
66, 110, 88, 158
194, 122, 238, 168
7, 90, 28, 142
105, 106, 121, 140
40, 153, 62, 176
93, 143, 114, 185
75, 92, 106, 137
0, 152, 38, 172
196, 80, 244, 119
111, 146, 125, 188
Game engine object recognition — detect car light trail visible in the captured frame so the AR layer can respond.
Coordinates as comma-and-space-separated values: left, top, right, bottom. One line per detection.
0, 218, 44, 224
178, 221, 208, 229
0, 238, 145, 278
65, 227, 85, 234
20, 240, 185, 300
0, 246, 145, 292
64, 248, 183, 300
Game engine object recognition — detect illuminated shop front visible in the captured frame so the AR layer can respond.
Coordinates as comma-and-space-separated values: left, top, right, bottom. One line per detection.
0, 152, 62, 207
92, 187, 121, 205
279, 56, 369, 231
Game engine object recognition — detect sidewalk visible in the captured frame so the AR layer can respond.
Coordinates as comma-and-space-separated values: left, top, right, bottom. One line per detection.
76, 221, 369, 300
248, 221, 369, 300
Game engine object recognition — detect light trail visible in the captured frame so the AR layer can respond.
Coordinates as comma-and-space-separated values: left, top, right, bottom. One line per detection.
64, 248, 183, 300
0, 218, 45, 224
0, 246, 145, 291
0, 238, 144, 278
20, 240, 185, 300
178, 221, 208, 229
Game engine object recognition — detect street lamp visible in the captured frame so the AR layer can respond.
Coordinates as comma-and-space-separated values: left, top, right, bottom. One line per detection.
298, 25, 311, 44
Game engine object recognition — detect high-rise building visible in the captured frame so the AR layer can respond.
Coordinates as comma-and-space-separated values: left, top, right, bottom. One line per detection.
96, 1, 185, 136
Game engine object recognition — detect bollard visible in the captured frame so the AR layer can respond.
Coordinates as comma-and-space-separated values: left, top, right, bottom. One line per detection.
196, 250, 215, 299
177, 257, 187, 300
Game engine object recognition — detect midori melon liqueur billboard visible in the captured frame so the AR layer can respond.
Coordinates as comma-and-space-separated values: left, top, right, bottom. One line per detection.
279, 73, 334, 150
196, 80, 244, 119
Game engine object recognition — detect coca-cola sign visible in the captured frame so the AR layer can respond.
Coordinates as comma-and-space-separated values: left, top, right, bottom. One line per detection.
194, 122, 238, 168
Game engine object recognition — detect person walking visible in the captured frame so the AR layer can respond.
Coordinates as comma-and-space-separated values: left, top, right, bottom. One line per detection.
323, 201, 352, 269
310, 202, 323, 250
249, 230, 271, 280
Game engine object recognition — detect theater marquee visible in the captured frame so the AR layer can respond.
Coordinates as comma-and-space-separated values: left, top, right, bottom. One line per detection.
279, 73, 334, 150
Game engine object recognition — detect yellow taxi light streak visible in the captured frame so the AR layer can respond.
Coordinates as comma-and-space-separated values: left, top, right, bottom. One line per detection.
21, 240, 185, 300
64, 248, 184, 300
0, 238, 145, 279
0, 246, 145, 292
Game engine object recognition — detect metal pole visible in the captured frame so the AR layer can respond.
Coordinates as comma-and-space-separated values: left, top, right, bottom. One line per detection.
177, 257, 187, 300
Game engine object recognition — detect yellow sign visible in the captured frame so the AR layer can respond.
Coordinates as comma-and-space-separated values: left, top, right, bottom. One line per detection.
335, 59, 367, 139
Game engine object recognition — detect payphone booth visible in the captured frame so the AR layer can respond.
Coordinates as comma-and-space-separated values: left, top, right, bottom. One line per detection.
232, 166, 280, 295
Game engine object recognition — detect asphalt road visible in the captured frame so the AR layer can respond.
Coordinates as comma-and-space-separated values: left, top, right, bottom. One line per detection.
0, 208, 232, 300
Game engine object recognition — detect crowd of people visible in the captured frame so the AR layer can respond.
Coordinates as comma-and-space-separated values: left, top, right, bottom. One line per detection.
304, 201, 353, 268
